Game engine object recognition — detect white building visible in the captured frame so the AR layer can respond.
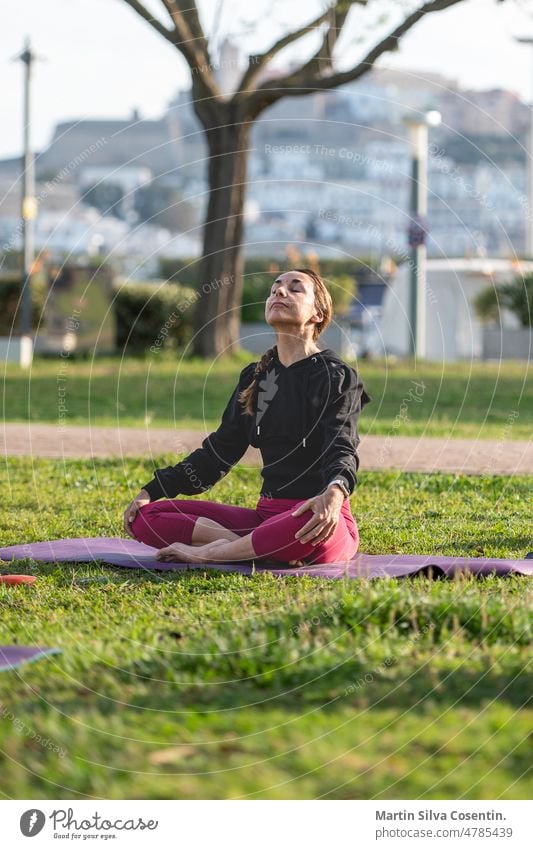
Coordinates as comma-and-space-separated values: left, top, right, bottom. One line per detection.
379, 257, 533, 361
79, 165, 152, 195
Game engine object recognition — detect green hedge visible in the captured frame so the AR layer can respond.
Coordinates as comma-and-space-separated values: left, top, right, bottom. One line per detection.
112, 279, 196, 352
0, 273, 196, 353
0, 272, 47, 335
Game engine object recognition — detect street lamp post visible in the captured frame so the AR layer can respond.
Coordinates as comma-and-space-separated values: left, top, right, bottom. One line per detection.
13, 38, 39, 339
515, 36, 533, 258
403, 110, 441, 358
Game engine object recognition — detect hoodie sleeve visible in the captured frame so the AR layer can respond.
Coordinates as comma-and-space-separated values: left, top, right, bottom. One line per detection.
318, 364, 372, 497
141, 363, 256, 501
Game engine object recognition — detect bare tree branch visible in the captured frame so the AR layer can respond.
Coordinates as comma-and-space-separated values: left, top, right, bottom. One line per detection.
247, 0, 466, 112
120, 0, 177, 42
290, 4, 350, 81
121, 0, 221, 98
237, 6, 336, 94
169, 0, 211, 56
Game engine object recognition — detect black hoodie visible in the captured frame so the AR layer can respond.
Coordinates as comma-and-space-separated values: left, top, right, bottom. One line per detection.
142, 348, 372, 501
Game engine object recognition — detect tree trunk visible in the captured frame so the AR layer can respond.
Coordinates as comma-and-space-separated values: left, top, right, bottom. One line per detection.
191, 103, 251, 358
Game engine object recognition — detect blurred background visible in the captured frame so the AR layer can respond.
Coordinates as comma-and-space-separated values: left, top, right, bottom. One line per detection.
1, 0, 532, 365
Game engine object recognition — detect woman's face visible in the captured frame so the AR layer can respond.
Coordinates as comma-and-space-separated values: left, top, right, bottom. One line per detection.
265, 270, 322, 333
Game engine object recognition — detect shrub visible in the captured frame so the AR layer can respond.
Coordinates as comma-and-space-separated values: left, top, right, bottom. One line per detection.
0, 271, 196, 354
158, 257, 199, 288
112, 278, 197, 353
474, 273, 533, 327
0, 272, 47, 335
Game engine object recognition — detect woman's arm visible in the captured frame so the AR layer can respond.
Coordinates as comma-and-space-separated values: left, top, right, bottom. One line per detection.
317, 364, 372, 496
141, 363, 255, 501
292, 364, 371, 547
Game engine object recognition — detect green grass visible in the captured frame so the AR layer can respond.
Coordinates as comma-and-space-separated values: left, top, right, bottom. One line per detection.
0, 458, 531, 799
2, 353, 531, 438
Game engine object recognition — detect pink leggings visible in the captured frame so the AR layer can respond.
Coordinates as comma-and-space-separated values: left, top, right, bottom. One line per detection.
131, 495, 359, 565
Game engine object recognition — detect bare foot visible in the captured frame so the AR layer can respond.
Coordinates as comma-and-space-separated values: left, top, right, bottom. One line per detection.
156, 539, 226, 564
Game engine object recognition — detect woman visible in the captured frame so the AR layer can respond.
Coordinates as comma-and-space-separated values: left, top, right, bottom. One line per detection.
124, 268, 371, 566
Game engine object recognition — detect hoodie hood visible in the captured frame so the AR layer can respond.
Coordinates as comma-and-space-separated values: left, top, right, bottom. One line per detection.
271, 347, 340, 371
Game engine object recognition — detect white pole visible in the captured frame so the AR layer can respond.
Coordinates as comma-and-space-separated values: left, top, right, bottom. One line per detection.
515, 37, 533, 257
406, 121, 429, 359
526, 46, 533, 259
19, 37, 37, 337
404, 111, 441, 360
415, 123, 428, 359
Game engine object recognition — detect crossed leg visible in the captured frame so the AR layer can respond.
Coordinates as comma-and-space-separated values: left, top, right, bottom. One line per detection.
131, 498, 311, 566
154, 502, 336, 566
131, 498, 262, 551
191, 517, 240, 544
157, 533, 258, 565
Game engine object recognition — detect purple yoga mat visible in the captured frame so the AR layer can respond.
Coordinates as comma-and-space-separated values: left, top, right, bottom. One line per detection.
0, 537, 532, 579
0, 645, 61, 672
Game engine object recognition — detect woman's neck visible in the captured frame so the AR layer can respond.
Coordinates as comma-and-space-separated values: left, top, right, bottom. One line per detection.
274, 337, 321, 368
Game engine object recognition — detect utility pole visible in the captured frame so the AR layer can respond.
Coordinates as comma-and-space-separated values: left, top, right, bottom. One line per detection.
515, 36, 533, 258
403, 110, 441, 358
13, 38, 40, 338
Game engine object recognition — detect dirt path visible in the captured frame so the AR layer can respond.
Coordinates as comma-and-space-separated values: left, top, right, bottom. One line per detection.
1, 424, 531, 475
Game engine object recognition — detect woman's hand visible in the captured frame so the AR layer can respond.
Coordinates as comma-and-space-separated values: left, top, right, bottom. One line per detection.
123, 489, 151, 538
291, 486, 345, 546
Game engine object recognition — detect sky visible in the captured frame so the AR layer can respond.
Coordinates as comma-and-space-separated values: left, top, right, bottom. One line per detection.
2, 0, 533, 160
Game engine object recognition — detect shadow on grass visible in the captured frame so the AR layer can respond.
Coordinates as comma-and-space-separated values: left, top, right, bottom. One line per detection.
451, 537, 532, 554
26, 667, 532, 737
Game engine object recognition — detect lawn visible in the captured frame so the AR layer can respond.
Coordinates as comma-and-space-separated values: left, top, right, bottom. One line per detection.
2, 353, 531, 439
0, 458, 531, 799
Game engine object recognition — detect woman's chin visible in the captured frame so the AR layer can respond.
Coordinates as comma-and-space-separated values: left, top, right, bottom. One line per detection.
266, 316, 292, 328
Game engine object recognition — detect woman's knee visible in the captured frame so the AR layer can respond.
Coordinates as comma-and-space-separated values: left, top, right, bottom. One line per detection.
131, 501, 198, 548
251, 513, 317, 563
306, 527, 359, 565
130, 503, 155, 543
130, 501, 175, 543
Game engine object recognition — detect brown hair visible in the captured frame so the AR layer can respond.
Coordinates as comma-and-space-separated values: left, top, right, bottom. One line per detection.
238, 268, 333, 416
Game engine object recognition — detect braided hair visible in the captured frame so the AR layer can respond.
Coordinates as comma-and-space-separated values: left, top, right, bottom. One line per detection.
238, 268, 333, 416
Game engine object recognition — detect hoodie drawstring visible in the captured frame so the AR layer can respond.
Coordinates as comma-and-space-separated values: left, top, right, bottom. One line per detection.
302, 371, 308, 448
302, 356, 318, 448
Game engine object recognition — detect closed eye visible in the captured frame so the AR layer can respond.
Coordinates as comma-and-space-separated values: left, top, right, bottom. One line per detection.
272, 281, 303, 293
